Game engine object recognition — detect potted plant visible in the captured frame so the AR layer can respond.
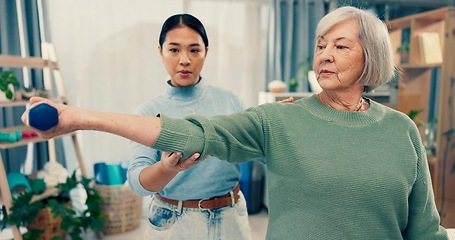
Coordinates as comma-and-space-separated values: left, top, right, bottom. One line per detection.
289, 57, 313, 92
1, 171, 106, 240
397, 43, 410, 64
289, 78, 299, 92
0, 71, 20, 101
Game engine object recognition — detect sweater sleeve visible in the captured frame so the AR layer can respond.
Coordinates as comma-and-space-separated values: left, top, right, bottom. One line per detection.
153, 108, 266, 164
127, 140, 161, 196
402, 131, 448, 239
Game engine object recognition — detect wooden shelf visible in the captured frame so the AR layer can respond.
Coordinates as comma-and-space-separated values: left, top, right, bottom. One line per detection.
388, 7, 449, 30
0, 100, 31, 107
0, 98, 64, 108
0, 55, 59, 69
388, 7, 455, 227
0, 187, 59, 205
398, 63, 442, 69
0, 48, 86, 240
0, 125, 77, 149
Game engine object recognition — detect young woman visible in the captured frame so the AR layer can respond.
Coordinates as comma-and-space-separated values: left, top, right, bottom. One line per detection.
126, 14, 252, 239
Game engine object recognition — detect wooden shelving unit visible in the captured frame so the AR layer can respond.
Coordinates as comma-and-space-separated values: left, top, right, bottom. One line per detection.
0, 52, 86, 239
387, 7, 455, 227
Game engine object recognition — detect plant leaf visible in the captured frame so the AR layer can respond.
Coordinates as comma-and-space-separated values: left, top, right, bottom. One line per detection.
5, 90, 13, 100
407, 109, 424, 120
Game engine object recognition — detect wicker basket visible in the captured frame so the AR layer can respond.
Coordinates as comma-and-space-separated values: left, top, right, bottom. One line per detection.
94, 184, 142, 234
26, 207, 66, 240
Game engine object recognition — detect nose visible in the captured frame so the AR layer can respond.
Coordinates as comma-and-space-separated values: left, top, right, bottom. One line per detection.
179, 52, 190, 66
319, 47, 334, 63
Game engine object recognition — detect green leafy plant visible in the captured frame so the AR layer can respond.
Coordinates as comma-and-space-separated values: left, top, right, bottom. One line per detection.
0, 71, 20, 100
407, 109, 425, 127
397, 43, 410, 52
1, 171, 106, 240
289, 56, 313, 92
289, 78, 299, 92
407, 109, 439, 157
397, 43, 410, 64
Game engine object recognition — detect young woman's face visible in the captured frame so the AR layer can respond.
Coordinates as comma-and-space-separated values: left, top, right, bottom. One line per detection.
159, 26, 208, 87
313, 19, 365, 92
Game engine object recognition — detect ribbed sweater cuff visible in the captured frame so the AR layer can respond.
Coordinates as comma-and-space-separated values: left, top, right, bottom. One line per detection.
153, 114, 205, 159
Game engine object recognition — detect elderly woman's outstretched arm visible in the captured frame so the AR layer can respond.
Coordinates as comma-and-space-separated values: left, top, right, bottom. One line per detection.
21, 97, 162, 147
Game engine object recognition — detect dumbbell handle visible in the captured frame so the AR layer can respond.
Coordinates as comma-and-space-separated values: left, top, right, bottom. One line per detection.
28, 103, 59, 131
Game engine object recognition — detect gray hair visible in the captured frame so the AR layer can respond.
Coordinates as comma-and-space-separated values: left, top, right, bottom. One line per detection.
314, 6, 396, 92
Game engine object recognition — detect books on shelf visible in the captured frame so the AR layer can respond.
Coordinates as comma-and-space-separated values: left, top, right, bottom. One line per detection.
418, 32, 443, 64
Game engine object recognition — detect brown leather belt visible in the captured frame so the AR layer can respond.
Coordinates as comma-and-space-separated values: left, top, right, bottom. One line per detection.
155, 185, 240, 209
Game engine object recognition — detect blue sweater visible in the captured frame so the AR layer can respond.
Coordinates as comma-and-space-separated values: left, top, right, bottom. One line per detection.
153, 95, 448, 239
127, 80, 246, 199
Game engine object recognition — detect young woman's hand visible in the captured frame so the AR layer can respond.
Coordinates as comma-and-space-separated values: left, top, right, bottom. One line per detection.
279, 97, 294, 103
161, 152, 200, 172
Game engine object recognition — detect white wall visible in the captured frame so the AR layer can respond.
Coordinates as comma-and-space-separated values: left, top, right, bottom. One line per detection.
45, 0, 270, 176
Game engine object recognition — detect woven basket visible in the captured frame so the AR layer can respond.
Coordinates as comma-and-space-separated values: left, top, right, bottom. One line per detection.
26, 207, 66, 240
94, 184, 142, 234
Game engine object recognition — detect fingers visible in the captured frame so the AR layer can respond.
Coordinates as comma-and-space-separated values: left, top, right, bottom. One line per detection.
279, 97, 294, 103
163, 152, 180, 166
29, 96, 48, 105
161, 152, 200, 172
177, 152, 200, 170
22, 97, 56, 127
21, 111, 28, 126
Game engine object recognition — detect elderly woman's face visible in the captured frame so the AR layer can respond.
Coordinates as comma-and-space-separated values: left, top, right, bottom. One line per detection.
314, 19, 364, 92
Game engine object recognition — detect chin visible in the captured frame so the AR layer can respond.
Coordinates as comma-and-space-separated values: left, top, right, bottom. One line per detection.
174, 80, 198, 87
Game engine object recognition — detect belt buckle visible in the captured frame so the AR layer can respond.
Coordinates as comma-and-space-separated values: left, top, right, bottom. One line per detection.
198, 198, 210, 209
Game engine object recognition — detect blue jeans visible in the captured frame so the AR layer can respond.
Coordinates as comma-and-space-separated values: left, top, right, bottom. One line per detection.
145, 191, 252, 240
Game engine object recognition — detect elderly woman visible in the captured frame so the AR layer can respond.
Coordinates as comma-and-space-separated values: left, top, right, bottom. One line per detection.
23, 6, 447, 240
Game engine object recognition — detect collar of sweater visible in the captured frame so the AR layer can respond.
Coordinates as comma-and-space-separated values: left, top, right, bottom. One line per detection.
302, 95, 385, 126
164, 79, 206, 101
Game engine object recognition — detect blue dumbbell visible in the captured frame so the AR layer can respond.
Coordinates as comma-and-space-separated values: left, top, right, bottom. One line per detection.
28, 103, 59, 131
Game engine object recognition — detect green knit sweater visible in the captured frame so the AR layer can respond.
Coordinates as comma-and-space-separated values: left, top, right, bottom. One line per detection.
153, 95, 448, 240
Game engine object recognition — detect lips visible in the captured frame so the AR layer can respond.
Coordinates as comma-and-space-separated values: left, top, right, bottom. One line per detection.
178, 70, 191, 77
320, 69, 335, 74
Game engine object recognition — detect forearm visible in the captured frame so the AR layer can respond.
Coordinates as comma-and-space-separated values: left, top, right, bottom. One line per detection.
22, 97, 162, 147
139, 160, 178, 192
83, 110, 162, 147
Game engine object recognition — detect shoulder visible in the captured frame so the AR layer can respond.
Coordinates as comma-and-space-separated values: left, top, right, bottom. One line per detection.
205, 85, 245, 108
375, 101, 412, 121
206, 85, 238, 97
372, 101, 417, 129
253, 101, 302, 119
